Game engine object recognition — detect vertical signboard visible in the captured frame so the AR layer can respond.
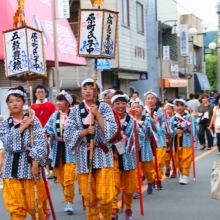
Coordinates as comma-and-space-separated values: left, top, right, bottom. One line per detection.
163, 46, 170, 60
180, 24, 189, 56
58, 0, 70, 18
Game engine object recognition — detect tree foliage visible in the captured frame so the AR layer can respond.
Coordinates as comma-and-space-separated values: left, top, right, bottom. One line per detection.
206, 53, 217, 91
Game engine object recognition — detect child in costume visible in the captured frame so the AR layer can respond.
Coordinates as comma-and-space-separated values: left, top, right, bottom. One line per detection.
64, 79, 118, 220
164, 103, 177, 178
100, 88, 116, 106
111, 92, 138, 220
170, 99, 197, 185
0, 86, 47, 219
143, 90, 167, 189
131, 98, 154, 196
45, 90, 76, 213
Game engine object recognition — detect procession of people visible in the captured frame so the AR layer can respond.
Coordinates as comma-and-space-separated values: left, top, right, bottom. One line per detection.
1, 78, 219, 220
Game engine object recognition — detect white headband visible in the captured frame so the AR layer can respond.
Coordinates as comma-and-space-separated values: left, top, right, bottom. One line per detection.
131, 98, 144, 107
144, 89, 157, 98
165, 103, 175, 108
59, 90, 73, 104
100, 89, 116, 98
6, 89, 27, 98
173, 99, 186, 105
111, 94, 129, 104
81, 78, 103, 90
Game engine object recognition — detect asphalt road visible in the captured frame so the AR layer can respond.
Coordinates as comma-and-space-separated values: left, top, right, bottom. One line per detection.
0, 146, 220, 220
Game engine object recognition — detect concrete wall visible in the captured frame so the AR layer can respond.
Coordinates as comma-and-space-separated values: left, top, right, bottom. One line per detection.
130, 0, 159, 101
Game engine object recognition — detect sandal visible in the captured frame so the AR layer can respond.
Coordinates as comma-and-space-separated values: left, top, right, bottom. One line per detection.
53, 176, 58, 184
200, 146, 206, 150
207, 148, 211, 150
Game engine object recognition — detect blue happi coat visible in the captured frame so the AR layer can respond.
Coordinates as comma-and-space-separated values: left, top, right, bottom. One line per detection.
137, 115, 154, 162
142, 106, 167, 147
45, 111, 76, 168
113, 114, 137, 171
170, 111, 198, 148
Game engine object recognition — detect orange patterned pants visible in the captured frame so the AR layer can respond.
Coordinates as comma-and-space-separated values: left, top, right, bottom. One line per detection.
53, 154, 76, 204
112, 151, 138, 213
78, 168, 114, 220
3, 178, 45, 220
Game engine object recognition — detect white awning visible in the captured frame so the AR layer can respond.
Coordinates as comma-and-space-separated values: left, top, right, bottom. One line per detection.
118, 72, 140, 80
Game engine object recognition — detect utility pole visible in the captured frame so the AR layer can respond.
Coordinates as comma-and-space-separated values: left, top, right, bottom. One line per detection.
217, 2, 220, 91
52, 0, 59, 97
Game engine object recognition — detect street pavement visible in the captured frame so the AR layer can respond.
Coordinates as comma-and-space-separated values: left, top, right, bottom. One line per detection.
0, 146, 220, 220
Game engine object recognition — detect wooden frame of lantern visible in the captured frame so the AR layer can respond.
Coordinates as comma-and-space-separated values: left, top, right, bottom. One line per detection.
77, 9, 118, 59
3, 26, 47, 81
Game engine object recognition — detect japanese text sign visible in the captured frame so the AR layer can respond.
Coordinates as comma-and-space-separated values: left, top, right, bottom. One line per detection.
180, 24, 189, 57
3, 27, 46, 78
163, 46, 170, 60
58, 0, 70, 19
78, 9, 118, 58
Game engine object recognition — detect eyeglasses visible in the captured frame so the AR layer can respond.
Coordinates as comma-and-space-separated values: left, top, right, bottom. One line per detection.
36, 91, 46, 94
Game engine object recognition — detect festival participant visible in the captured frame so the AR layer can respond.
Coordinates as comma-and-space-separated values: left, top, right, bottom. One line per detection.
0, 86, 47, 219
64, 78, 118, 220
164, 103, 176, 178
31, 85, 57, 128
31, 85, 56, 218
100, 88, 116, 106
170, 99, 197, 185
131, 98, 154, 196
45, 90, 76, 213
0, 115, 4, 178
143, 90, 166, 189
111, 91, 138, 220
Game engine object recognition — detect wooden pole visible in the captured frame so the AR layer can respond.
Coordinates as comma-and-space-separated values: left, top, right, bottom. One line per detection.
190, 116, 196, 181
41, 168, 57, 220
34, 179, 39, 220
163, 110, 176, 174
86, 59, 98, 220
26, 80, 38, 219
26, 80, 34, 146
131, 110, 144, 216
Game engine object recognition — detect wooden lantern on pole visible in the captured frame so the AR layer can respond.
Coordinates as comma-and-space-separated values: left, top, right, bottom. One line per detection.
77, 3, 118, 220
2, 2, 47, 220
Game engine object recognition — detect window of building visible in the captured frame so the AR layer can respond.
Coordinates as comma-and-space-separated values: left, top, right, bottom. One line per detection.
137, 2, 144, 33
122, 0, 130, 27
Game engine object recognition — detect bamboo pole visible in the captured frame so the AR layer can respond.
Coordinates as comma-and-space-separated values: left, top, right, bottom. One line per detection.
86, 59, 98, 220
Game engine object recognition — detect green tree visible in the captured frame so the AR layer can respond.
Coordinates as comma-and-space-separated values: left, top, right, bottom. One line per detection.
206, 53, 217, 91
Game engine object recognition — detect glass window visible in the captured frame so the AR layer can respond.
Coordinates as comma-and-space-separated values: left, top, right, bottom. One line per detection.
137, 2, 144, 33
122, 0, 130, 26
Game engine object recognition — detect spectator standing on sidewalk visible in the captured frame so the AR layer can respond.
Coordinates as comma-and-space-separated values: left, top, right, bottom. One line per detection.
208, 95, 220, 155
198, 93, 214, 150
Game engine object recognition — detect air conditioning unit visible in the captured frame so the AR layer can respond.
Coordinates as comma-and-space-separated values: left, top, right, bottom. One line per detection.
217, 2, 220, 13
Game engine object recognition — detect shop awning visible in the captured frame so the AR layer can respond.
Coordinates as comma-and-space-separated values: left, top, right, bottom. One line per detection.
118, 72, 140, 80
194, 73, 211, 91
179, 70, 192, 76
0, 0, 87, 66
159, 78, 188, 88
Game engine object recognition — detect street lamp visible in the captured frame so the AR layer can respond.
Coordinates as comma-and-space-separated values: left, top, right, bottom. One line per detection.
159, 20, 178, 101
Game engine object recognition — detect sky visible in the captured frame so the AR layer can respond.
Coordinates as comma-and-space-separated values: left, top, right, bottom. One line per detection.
176, 0, 219, 31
